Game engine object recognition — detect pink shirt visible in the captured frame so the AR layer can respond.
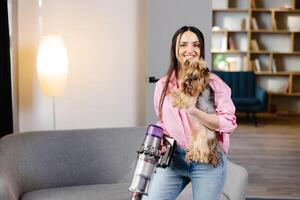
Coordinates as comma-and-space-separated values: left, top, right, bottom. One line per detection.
154, 71, 237, 154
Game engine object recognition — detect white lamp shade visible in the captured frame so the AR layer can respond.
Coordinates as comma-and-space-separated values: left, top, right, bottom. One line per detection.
37, 35, 69, 96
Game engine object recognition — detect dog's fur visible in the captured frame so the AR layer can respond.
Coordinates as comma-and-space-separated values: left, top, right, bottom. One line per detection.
170, 60, 221, 167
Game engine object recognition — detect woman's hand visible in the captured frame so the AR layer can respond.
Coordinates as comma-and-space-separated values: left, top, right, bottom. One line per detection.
131, 192, 141, 200
186, 96, 220, 131
186, 96, 198, 115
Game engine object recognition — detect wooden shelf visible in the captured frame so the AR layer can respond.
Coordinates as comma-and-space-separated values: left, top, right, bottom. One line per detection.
251, 8, 272, 12
273, 52, 300, 55
212, 29, 248, 33
250, 51, 270, 54
211, 50, 247, 54
273, 9, 300, 13
251, 30, 300, 33
250, 51, 300, 55
252, 8, 300, 13
255, 72, 300, 75
268, 92, 300, 96
213, 9, 248, 12
212, 0, 300, 114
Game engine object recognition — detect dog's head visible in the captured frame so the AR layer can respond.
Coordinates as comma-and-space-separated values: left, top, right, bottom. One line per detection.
182, 60, 209, 96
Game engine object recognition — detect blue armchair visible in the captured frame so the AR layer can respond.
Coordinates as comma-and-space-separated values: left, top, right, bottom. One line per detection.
212, 71, 268, 126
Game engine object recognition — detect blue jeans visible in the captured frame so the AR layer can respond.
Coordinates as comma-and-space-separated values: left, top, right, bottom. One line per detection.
142, 145, 227, 200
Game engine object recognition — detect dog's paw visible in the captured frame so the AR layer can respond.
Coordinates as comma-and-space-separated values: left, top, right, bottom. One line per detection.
170, 91, 190, 109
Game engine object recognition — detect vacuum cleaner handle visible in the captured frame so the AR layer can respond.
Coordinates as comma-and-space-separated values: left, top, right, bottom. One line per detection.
158, 135, 177, 168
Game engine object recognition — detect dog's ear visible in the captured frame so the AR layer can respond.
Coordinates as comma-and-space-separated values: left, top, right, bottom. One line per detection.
198, 60, 208, 70
184, 59, 190, 66
203, 67, 209, 75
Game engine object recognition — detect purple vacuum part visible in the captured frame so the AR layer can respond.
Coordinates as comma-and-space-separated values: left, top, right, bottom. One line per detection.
146, 125, 163, 138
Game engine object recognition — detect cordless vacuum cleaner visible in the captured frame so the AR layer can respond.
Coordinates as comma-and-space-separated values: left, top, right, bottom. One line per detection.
128, 124, 176, 196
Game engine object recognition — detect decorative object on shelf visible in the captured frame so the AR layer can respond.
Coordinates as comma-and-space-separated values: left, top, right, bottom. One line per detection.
241, 18, 247, 30
283, 4, 293, 9
227, 55, 243, 71
250, 39, 260, 51
271, 58, 277, 73
212, 26, 222, 31
211, 32, 227, 51
257, 76, 289, 94
272, 18, 278, 31
243, 56, 251, 71
287, 15, 300, 31
212, 0, 227, 9
224, 17, 244, 31
228, 35, 237, 50
212, 54, 244, 72
251, 17, 259, 30
254, 59, 261, 72
251, 0, 256, 9
212, 54, 229, 71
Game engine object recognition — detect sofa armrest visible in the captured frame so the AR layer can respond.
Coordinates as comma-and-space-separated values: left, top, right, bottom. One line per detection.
222, 161, 248, 200
0, 165, 21, 200
255, 86, 267, 104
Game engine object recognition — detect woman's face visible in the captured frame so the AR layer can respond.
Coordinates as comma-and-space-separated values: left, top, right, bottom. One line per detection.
176, 31, 201, 66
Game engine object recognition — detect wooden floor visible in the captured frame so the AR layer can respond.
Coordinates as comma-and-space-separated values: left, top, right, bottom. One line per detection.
228, 115, 300, 199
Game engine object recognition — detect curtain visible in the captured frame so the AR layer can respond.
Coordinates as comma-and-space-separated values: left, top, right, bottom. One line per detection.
0, 0, 13, 137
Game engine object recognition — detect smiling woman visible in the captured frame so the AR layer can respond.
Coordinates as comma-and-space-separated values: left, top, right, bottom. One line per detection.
132, 26, 237, 200
176, 31, 201, 66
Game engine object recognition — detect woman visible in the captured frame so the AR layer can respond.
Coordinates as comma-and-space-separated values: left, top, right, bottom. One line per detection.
138, 26, 237, 200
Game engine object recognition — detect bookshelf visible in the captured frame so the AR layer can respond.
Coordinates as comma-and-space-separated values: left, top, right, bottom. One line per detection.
212, 0, 300, 113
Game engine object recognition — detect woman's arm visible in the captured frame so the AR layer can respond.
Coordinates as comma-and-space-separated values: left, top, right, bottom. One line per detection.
187, 106, 219, 130
187, 73, 237, 133
153, 79, 168, 133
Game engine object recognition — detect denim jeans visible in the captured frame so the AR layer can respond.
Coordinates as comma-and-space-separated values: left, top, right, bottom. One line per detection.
142, 145, 227, 200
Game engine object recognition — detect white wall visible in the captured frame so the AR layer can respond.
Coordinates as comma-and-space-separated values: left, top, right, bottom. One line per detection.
146, 0, 212, 123
18, 0, 146, 131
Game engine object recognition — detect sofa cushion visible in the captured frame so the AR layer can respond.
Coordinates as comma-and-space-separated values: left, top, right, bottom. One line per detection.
21, 182, 229, 200
21, 183, 132, 200
177, 183, 229, 200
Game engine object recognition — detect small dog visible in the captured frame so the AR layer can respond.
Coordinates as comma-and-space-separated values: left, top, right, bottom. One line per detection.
170, 60, 221, 167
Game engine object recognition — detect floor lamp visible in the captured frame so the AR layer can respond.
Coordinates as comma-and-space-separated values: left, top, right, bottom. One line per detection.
36, 35, 69, 130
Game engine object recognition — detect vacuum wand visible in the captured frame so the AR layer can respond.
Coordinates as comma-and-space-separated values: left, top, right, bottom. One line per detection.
128, 125, 176, 196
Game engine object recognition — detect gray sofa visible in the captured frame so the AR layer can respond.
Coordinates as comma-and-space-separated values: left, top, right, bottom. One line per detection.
0, 127, 248, 200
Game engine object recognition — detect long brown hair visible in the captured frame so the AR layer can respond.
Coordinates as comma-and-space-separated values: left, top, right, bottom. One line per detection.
158, 26, 205, 119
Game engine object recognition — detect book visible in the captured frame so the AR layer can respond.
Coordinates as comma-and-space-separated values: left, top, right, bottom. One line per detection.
211, 33, 224, 51
241, 18, 247, 31
221, 35, 228, 51
251, 18, 259, 30
228, 35, 237, 50
241, 17, 250, 31
227, 55, 243, 71
254, 59, 261, 72
251, 39, 260, 51
240, 37, 248, 51
272, 58, 277, 73
251, 0, 256, 8
242, 56, 251, 71
272, 18, 278, 31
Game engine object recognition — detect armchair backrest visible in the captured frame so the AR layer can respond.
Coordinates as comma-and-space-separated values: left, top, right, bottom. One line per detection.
212, 71, 256, 98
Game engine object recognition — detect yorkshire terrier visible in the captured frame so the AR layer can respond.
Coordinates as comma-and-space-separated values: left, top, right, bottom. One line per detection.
170, 60, 221, 167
